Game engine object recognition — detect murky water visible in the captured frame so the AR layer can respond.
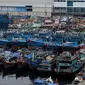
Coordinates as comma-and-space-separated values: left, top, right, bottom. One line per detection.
0, 67, 75, 85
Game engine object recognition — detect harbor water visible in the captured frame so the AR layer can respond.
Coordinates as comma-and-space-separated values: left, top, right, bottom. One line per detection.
0, 67, 75, 85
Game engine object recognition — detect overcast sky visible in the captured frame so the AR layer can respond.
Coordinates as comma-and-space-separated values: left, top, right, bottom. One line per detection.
0, 0, 53, 5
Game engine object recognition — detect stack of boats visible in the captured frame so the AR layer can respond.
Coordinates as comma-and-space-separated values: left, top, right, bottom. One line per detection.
0, 46, 84, 74
0, 31, 84, 49
0, 30, 84, 75
54, 51, 84, 74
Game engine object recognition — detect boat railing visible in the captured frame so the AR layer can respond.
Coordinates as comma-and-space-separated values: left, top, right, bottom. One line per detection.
59, 63, 71, 66
58, 56, 76, 61
59, 68, 72, 72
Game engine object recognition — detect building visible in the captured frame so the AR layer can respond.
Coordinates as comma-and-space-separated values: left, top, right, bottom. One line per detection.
0, 0, 53, 17
0, 14, 9, 30
53, 0, 85, 16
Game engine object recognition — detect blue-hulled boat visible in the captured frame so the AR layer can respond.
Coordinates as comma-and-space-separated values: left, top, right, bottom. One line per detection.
27, 37, 60, 48
0, 39, 9, 45
27, 38, 44, 47
16, 49, 35, 68
61, 42, 80, 51
28, 49, 51, 70
2, 51, 21, 68
34, 76, 59, 85
68, 34, 82, 44
43, 42, 58, 49
8, 38, 27, 47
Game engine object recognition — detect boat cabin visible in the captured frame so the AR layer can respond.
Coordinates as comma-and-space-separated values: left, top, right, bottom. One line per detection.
37, 54, 56, 72
55, 51, 80, 73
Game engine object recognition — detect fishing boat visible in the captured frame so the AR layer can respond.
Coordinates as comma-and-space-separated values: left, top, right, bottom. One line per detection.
68, 33, 82, 45
34, 76, 59, 85
37, 54, 56, 72
53, 32, 65, 46
28, 49, 51, 70
54, 51, 84, 74
17, 53, 27, 68
0, 51, 5, 67
3, 51, 18, 68
76, 48, 85, 62
8, 37, 27, 47
60, 33, 83, 51
27, 37, 59, 49
29, 51, 45, 70
43, 41, 58, 49
27, 38, 44, 47
16, 49, 34, 68
61, 42, 80, 51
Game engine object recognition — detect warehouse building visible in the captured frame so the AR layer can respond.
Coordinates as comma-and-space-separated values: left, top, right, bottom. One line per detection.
53, 0, 85, 16
0, 0, 53, 17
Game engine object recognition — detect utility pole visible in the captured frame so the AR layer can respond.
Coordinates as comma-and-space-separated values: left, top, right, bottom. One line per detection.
45, 4, 47, 18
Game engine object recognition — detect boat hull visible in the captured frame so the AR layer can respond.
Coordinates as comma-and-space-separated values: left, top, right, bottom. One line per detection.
17, 61, 28, 68
4, 62, 17, 68
55, 63, 84, 75
60, 46, 80, 51
27, 40, 44, 47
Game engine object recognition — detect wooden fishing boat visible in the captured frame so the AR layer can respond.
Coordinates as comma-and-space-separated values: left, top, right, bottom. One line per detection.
68, 33, 82, 44
17, 50, 33, 68
76, 48, 85, 62
37, 54, 56, 72
43, 42, 58, 49
28, 49, 52, 70
29, 51, 45, 70
54, 51, 84, 75
8, 38, 27, 47
3, 51, 20, 68
27, 38, 44, 47
61, 42, 80, 51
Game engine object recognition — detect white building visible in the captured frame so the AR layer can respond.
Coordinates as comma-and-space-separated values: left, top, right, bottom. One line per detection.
53, 0, 85, 16
0, 0, 53, 17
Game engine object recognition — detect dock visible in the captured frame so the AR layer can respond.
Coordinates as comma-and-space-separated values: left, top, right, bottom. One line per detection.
78, 81, 85, 85
70, 79, 85, 85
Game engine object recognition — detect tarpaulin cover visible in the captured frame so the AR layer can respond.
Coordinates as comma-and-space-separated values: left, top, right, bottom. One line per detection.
24, 54, 33, 59
62, 42, 78, 47
11, 52, 20, 57
18, 39, 26, 42
34, 39, 44, 46
56, 42, 62, 46
34, 79, 45, 84
47, 83, 58, 85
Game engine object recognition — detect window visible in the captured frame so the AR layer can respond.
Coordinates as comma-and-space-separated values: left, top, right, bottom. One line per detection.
74, 8, 80, 13
71, 0, 85, 2
81, 8, 85, 13
67, 1, 73, 6
16, 7, 26, 12
54, 0, 66, 2
67, 7, 73, 12
26, 5, 32, 12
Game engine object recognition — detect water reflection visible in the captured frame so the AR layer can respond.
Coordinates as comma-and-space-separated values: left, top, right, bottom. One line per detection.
0, 67, 75, 85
